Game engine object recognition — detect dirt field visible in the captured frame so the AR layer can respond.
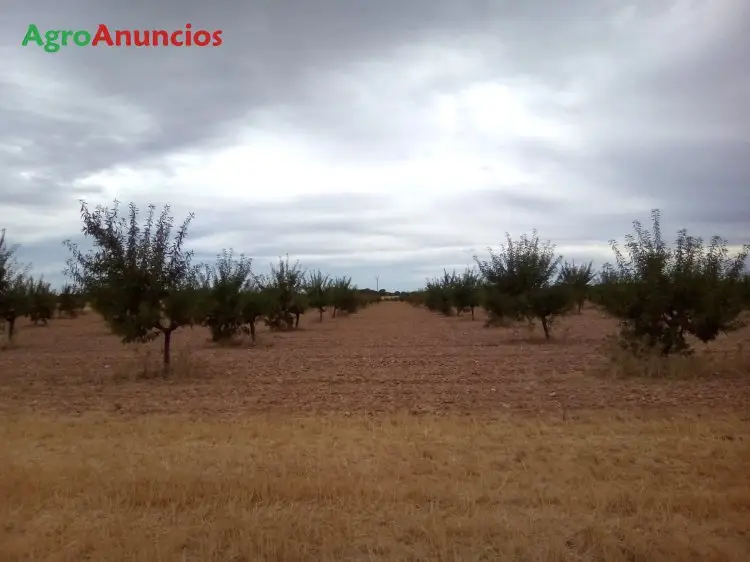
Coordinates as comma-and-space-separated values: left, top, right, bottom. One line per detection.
1, 302, 749, 415
1, 302, 749, 561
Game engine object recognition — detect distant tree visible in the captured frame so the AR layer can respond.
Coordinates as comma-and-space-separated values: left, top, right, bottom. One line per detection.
475, 231, 572, 339
599, 264, 620, 285
598, 209, 749, 355
356, 287, 382, 307
452, 267, 482, 320
199, 249, 254, 343
411, 290, 426, 306
400, 290, 425, 307
305, 269, 331, 321
558, 260, 595, 313
331, 275, 360, 317
262, 255, 306, 330
239, 281, 267, 343
0, 229, 29, 343
424, 272, 454, 316
25, 276, 56, 325
64, 201, 199, 370
589, 264, 620, 307
58, 283, 86, 318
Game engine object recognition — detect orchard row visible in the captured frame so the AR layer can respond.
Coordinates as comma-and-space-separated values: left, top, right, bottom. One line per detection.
2, 205, 749, 367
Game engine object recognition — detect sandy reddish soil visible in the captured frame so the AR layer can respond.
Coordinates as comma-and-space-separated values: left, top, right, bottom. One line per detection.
1, 302, 748, 415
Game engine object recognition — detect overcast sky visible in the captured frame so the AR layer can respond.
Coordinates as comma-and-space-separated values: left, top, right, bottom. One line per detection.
2, 0, 748, 290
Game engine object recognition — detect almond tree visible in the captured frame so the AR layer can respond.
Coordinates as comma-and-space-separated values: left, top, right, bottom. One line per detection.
452, 267, 482, 320
588, 264, 619, 307
239, 281, 267, 343
330, 275, 360, 317
262, 255, 306, 329
64, 201, 199, 370
58, 284, 86, 318
25, 276, 56, 325
598, 210, 749, 355
475, 231, 572, 339
558, 260, 595, 313
0, 229, 28, 343
199, 249, 254, 342
305, 269, 331, 321
401, 290, 425, 307
424, 270, 455, 316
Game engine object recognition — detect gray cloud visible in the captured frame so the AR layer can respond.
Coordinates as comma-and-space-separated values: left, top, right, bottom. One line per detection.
1, 0, 748, 290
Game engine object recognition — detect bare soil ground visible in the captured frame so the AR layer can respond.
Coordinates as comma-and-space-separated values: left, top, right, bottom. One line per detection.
0, 302, 749, 415
1, 303, 749, 561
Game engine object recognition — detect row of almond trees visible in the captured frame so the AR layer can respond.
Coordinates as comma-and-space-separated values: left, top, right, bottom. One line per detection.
0, 230, 88, 340
0, 201, 379, 367
408, 210, 750, 357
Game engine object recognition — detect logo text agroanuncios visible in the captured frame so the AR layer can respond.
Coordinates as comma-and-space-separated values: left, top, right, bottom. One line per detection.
21, 23, 223, 53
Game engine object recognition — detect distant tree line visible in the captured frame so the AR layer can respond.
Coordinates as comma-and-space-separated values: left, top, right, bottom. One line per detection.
2, 205, 749, 367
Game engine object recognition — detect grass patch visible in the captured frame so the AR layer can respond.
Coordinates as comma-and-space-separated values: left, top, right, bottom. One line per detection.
596, 336, 750, 379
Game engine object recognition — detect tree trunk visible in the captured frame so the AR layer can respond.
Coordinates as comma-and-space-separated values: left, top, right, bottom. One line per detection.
162, 328, 173, 370
541, 316, 550, 340
332, 307, 337, 319
249, 319, 256, 343
295, 311, 300, 328
319, 308, 324, 322
470, 306, 475, 321
6, 314, 16, 342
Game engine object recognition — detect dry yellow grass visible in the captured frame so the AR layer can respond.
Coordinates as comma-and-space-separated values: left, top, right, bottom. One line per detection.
2, 304, 750, 560
1, 411, 749, 561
